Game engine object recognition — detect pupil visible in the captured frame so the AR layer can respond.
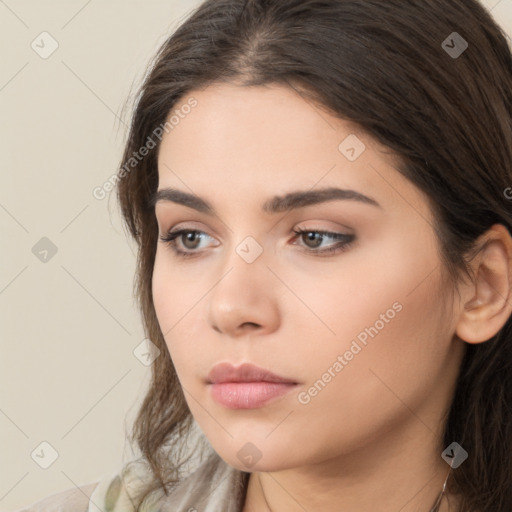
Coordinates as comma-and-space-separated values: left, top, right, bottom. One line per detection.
305, 232, 321, 248
185, 232, 200, 248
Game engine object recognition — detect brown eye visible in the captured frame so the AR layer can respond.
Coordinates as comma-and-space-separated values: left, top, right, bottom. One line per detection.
292, 228, 355, 256
301, 231, 323, 249
159, 229, 218, 259
181, 231, 202, 249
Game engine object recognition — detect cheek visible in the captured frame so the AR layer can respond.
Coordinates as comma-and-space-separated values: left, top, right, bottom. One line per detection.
152, 252, 177, 332
292, 292, 449, 460
151, 252, 188, 361
291, 226, 446, 377
279, 235, 434, 355
152, 250, 203, 331
151, 250, 212, 377
290, 242, 450, 440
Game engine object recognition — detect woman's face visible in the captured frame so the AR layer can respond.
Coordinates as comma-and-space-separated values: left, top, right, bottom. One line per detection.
152, 82, 465, 472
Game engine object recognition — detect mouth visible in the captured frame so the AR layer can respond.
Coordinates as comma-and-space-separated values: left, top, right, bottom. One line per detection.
206, 362, 299, 409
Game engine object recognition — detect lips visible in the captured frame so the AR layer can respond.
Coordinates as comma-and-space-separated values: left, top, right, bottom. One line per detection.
206, 362, 298, 409
206, 362, 297, 384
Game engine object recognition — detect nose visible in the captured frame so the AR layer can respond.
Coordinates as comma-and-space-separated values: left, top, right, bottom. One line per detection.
206, 246, 280, 338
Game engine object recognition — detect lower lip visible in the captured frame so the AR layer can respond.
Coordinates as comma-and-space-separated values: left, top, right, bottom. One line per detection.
209, 382, 297, 409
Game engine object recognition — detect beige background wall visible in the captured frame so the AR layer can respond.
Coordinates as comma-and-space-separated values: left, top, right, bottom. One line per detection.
1, 0, 511, 510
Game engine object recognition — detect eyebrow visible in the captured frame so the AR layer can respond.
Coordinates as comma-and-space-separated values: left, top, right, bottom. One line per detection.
150, 187, 381, 214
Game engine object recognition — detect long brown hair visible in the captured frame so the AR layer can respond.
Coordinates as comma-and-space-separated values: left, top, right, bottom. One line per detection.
116, 1, 512, 510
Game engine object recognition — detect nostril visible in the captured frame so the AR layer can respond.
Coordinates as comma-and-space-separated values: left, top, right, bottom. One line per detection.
242, 322, 260, 329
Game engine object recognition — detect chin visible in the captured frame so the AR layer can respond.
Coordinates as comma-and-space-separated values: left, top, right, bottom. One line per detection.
211, 438, 304, 473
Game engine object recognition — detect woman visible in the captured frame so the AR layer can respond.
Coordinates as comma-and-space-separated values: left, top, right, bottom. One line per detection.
18, 0, 512, 511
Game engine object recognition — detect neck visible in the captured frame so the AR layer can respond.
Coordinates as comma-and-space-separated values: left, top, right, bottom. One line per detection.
242, 423, 457, 512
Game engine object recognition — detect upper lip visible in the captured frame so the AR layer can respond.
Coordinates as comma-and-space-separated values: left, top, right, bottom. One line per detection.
206, 362, 297, 384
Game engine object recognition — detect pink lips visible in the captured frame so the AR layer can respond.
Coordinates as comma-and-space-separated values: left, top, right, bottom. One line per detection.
206, 362, 298, 409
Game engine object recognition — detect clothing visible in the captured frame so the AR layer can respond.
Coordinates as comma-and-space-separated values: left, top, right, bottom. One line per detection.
12, 483, 98, 512
14, 453, 249, 512
89, 451, 249, 512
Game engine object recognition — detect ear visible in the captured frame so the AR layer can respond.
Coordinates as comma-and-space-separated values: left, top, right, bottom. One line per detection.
456, 224, 512, 344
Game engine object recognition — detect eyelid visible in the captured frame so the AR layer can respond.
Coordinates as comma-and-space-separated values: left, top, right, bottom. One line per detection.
159, 224, 355, 259
159, 222, 351, 243
158, 220, 217, 239
293, 220, 354, 235
163, 227, 219, 247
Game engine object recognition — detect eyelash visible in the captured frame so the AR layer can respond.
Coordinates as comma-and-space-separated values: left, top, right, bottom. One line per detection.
159, 228, 355, 259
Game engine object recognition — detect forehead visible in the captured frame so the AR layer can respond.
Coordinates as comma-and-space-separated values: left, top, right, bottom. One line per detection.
158, 83, 389, 178
154, 82, 428, 219
161, 82, 367, 155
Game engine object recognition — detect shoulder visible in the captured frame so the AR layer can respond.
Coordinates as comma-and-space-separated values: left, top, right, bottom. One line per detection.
12, 482, 99, 512
158, 452, 249, 512
16, 453, 248, 512
91, 452, 249, 512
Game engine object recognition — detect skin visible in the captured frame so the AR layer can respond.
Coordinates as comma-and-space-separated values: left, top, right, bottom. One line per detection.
152, 82, 512, 512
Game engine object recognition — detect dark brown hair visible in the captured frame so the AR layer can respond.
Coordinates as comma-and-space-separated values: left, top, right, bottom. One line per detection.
116, 1, 512, 510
